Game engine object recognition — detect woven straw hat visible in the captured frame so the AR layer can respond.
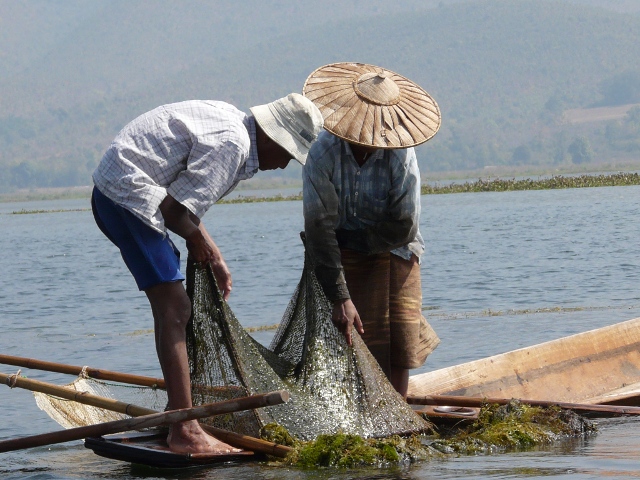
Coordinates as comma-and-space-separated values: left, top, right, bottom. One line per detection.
303, 62, 441, 149
250, 93, 324, 165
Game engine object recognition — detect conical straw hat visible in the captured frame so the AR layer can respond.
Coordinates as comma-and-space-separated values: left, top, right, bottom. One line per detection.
303, 62, 441, 149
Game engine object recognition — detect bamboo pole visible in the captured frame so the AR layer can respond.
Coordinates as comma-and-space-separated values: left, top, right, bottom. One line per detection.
0, 372, 155, 416
0, 354, 165, 388
0, 354, 247, 397
406, 394, 640, 418
0, 390, 289, 453
1, 371, 293, 457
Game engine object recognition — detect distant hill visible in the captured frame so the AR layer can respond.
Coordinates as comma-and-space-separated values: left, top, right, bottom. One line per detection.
1, 0, 640, 191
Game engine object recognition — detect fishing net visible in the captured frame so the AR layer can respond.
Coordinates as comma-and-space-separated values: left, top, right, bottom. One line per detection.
186, 246, 432, 440
33, 243, 430, 441
33, 375, 168, 428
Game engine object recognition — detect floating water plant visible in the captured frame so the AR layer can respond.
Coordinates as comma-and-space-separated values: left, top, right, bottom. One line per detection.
429, 400, 597, 455
264, 430, 440, 468
10, 208, 90, 214
421, 172, 640, 195
261, 400, 597, 469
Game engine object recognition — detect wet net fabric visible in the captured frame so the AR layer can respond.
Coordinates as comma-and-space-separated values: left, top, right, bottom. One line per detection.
33, 376, 168, 429
32, 249, 430, 440
186, 251, 431, 441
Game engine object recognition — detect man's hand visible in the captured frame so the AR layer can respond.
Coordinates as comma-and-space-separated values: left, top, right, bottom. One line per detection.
159, 194, 233, 299
186, 227, 232, 300
331, 299, 364, 347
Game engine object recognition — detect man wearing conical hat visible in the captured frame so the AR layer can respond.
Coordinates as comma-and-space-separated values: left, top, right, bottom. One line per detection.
302, 63, 441, 397
91, 94, 323, 453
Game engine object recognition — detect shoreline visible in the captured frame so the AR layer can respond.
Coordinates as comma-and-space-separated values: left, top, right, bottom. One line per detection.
3, 171, 640, 207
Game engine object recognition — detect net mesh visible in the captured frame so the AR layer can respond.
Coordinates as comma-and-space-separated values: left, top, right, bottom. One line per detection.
33, 376, 168, 428
186, 249, 431, 440
34, 246, 431, 441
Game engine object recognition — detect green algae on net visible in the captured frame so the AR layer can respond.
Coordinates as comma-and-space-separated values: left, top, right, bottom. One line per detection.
261, 425, 440, 468
261, 400, 597, 468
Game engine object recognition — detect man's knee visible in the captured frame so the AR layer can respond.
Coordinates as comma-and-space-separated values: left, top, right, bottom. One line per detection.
146, 282, 192, 327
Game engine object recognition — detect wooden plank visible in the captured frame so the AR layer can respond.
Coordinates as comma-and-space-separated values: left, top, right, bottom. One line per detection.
408, 317, 640, 404
582, 381, 640, 406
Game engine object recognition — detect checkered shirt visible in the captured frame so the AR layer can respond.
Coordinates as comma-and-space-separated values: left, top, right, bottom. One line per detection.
303, 131, 424, 301
93, 100, 259, 233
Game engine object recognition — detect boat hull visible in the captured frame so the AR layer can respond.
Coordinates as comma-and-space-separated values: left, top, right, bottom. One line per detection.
408, 317, 640, 406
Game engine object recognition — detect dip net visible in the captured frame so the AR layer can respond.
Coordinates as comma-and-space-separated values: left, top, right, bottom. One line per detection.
33, 375, 168, 429
186, 249, 431, 440
33, 246, 430, 440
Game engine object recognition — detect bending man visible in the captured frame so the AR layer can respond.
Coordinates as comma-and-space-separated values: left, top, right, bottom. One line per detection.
92, 94, 323, 453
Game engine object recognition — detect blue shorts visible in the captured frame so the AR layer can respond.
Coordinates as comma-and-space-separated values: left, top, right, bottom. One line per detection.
91, 187, 185, 291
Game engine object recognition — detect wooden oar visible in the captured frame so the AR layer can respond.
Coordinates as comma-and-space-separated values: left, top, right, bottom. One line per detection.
0, 354, 165, 388
406, 394, 640, 418
1, 372, 292, 457
0, 390, 289, 453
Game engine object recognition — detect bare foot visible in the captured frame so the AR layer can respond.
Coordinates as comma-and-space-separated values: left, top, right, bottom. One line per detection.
167, 420, 242, 454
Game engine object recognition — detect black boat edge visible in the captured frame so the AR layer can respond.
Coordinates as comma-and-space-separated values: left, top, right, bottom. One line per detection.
84, 430, 259, 469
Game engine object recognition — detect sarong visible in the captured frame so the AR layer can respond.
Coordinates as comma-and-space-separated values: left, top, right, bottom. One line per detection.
341, 249, 440, 374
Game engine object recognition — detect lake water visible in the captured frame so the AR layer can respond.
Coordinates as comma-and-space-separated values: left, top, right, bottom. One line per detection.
1, 185, 640, 479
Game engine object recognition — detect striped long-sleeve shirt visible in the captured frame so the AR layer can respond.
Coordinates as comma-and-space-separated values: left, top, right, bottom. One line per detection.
303, 131, 424, 301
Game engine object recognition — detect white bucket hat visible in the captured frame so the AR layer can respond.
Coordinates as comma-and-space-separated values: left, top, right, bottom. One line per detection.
250, 93, 324, 165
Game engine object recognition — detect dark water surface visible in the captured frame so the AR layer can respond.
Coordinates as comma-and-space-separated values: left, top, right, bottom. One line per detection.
1, 185, 640, 479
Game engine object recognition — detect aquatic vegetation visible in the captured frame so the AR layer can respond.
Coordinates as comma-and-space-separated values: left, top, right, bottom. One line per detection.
218, 192, 302, 204
244, 323, 281, 333
10, 208, 90, 214
422, 304, 614, 321
422, 172, 640, 195
429, 400, 597, 455
261, 423, 434, 467
260, 423, 298, 447
293, 433, 397, 468
261, 400, 596, 469
270, 430, 440, 468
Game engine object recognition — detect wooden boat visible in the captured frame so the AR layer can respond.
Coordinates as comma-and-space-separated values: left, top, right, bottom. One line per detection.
84, 430, 258, 469
408, 317, 640, 406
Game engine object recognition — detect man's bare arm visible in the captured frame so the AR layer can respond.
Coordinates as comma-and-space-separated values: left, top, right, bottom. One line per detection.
159, 194, 232, 299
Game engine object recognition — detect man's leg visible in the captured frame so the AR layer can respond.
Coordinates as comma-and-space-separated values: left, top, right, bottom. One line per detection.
389, 367, 409, 398
145, 281, 240, 454
92, 188, 239, 453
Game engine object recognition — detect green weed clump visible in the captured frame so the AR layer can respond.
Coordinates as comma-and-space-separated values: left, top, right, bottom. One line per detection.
260, 423, 298, 447
430, 400, 596, 455
260, 401, 596, 469
294, 433, 398, 468
260, 425, 439, 468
